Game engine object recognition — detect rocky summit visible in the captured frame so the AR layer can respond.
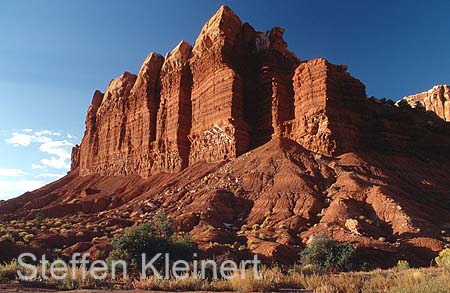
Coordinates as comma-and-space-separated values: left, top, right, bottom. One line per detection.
1, 6, 450, 268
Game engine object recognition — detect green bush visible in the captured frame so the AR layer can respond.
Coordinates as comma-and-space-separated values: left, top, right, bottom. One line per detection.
396, 260, 410, 271
34, 212, 46, 224
435, 248, 450, 269
108, 213, 196, 274
152, 212, 174, 239
300, 235, 356, 272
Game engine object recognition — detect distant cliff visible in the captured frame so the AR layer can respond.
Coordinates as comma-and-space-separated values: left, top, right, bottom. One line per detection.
398, 85, 450, 122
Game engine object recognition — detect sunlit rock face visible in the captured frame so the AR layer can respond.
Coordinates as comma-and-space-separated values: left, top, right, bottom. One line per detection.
399, 85, 450, 122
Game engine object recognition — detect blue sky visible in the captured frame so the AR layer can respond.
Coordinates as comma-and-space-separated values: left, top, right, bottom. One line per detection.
0, 0, 449, 199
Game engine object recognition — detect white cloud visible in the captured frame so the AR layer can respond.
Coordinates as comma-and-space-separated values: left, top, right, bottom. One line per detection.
39, 140, 74, 169
40, 157, 71, 169
0, 129, 75, 200
0, 168, 27, 177
5, 129, 75, 171
6, 132, 52, 146
32, 164, 45, 170
6, 132, 33, 146
35, 173, 65, 179
0, 179, 45, 200
39, 140, 73, 159
35, 130, 61, 137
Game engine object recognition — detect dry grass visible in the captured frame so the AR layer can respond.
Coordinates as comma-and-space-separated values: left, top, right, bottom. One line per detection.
130, 267, 450, 292
228, 267, 284, 292
3, 260, 450, 292
292, 267, 450, 293
0, 261, 18, 283
133, 275, 232, 291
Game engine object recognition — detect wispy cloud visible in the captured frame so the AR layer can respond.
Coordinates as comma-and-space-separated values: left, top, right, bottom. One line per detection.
0, 168, 27, 177
0, 179, 45, 200
6, 132, 52, 146
39, 140, 73, 160
35, 173, 65, 179
5, 129, 75, 170
32, 164, 45, 170
40, 157, 71, 169
1, 129, 76, 200
35, 130, 61, 137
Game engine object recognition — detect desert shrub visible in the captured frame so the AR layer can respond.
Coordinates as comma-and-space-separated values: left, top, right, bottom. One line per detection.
34, 212, 46, 224
435, 248, 450, 269
75, 231, 85, 238
134, 274, 232, 291
0, 233, 14, 243
0, 260, 18, 282
108, 213, 196, 274
300, 235, 356, 272
152, 212, 173, 238
23, 233, 34, 243
396, 260, 410, 271
390, 270, 450, 293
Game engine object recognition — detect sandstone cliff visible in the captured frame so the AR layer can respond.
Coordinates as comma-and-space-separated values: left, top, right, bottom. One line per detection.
289, 58, 368, 156
74, 5, 365, 178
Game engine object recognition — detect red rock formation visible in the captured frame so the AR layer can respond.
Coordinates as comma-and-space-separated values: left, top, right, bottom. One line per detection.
124, 53, 164, 177
188, 6, 250, 164
79, 6, 305, 174
154, 41, 193, 172
251, 27, 300, 145
290, 58, 368, 156
71, 144, 80, 170
399, 85, 450, 121
78, 54, 164, 177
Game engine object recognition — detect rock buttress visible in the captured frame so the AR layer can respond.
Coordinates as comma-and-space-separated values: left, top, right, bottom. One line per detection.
290, 58, 368, 156
252, 27, 300, 145
79, 54, 164, 177
153, 41, 193, 172
188, 6, 250, 164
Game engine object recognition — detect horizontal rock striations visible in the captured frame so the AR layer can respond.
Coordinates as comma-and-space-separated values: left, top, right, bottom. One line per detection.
289, 58, 368, 156
252, 27, 300, 145
78, 54, 164, 177
188, 6, 250, 164
74, 6, 450, 178
154, 41, 193, 172
75, 5, 374, 178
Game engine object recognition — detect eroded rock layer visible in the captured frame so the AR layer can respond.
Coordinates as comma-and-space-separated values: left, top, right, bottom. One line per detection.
154, 41, 193, 172
290, 58, 368, 156
79, 54, 164, 177
252, 27, 300, 145
188, 6, 250, 164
